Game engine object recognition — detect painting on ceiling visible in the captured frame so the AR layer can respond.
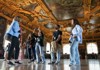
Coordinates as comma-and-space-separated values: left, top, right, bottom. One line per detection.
43, 0, 84, 20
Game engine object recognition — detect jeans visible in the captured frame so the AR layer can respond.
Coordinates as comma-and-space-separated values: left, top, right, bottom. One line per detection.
35, 43, 45, 63
70, 39, 80, 65
27, 47, 31, 59
51, 50, 61, 63
31, 46, 36, 60
27, 45, 36, 60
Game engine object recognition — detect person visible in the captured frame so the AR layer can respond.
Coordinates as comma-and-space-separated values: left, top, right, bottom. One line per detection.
48, 24, 62, 65
4, 43, 11, 61
29, 28, 37, 62
26, 34, 32, 61
18, 29, 24, 61
35, 28, 45, 63
69, 18, 83, 66
18, 42, 25, 61
5, 16, 21, 65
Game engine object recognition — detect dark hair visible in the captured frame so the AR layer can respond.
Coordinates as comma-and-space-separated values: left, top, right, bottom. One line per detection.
27, 34, 31, 40
72, 18, 80, 26
14, 16, 20, 19
14, 16, 21, 22
56, 24, 60, 29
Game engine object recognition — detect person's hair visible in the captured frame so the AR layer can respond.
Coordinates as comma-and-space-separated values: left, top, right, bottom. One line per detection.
27, 34, 31, 40
55, 24, 60, 29
57, 24, 60, 28
72, 18, 80, 26
33, 28, 38, 33
14, 16, 21, 22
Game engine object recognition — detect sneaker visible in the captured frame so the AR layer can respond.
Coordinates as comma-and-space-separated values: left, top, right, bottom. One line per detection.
75, 64, 80, 66
35, 61, 40, 64
15, 61, 22, 64
28, 59, 35, 63
28, 59, 32, 63
69, 64, 74, 66
41, 61, 45, 64
28, 60, 32, 63
4, 59, 6, 61
8, 61, 15, 66
48, 62, 55, 64
31, 59, 35, 62
55, 62, 60, 65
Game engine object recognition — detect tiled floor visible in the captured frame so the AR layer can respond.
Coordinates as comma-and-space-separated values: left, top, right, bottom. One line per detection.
0, 59, 100, 70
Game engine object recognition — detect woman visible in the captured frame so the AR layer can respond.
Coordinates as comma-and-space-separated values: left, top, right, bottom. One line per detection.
26, 29, 37, 63
35, 28, 45, 63
26, 34, 32, 62
69, 18, 83, 66
18, 42, 25, 61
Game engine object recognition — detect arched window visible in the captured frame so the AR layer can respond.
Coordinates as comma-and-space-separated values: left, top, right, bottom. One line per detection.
87, 42, 98, 54
46, 42, 50, 54
63, 44, 70, 54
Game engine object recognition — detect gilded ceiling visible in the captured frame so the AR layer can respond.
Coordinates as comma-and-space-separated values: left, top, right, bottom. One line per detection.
0, 0, 100, 43
44, 0, 84, 20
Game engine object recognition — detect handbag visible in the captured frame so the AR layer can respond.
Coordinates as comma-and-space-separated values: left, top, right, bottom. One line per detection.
51, 41, 57, 53
4, 33, 13, 41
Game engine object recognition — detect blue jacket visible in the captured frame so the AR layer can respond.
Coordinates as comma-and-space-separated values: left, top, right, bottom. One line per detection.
6, 19, 20, 38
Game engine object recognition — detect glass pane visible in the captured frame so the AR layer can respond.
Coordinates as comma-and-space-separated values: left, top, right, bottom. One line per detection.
63, 44, 70, 54
87, 42, 98, 54
46, 42, 50, 54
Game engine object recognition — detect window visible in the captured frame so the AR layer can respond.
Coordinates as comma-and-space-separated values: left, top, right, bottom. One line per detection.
46, 42, 50, 54
87, 42, 98, 54
88, 60, 100, 70
63, 44, 70, 54
46, 43, 71, 55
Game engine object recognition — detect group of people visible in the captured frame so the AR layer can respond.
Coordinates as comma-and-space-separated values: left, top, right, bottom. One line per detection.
4, 16, 83, 66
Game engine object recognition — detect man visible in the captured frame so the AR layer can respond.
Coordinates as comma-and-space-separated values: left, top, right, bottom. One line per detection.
5, 16, 21, 65
49, 24, 62, 64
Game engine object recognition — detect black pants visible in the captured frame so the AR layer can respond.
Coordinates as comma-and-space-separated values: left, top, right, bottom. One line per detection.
27, 46, 36, 60
32, 46, 36, 60
8, 36, 19, 60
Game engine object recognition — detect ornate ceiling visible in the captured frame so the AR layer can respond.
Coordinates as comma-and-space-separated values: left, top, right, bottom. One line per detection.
44, 0, 83, 20
0, 0, 100, 43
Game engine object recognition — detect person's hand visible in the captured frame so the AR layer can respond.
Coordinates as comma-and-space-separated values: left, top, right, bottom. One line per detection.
69, 41, 72, 43
74, 36, 77, 38
29, 45, 32, 48
55, 40, 58, 43
18, 30, 20, 33
55, 42, 58, 47
70, 34, 73, 35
